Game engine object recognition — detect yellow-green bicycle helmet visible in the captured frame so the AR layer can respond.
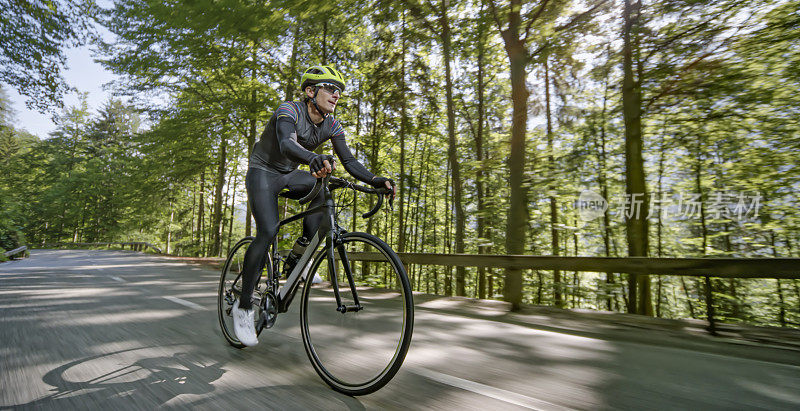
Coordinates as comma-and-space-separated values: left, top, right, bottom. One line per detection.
300, 65, 346, 92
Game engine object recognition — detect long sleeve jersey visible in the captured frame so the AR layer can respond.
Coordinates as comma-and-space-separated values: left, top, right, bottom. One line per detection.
249, 101, 375, 184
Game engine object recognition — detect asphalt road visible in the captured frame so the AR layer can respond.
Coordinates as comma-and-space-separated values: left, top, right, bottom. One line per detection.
2, 250, 799, 410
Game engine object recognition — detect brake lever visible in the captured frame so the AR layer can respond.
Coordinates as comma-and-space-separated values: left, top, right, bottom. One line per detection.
299, 178, 323, 205
362, 193, 383, 218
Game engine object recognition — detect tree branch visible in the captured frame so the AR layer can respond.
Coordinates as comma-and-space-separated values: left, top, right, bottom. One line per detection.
523, 0, 551, 42
401, 0, 438, 34
554, 0, 608, 34
483, 0, 505, 37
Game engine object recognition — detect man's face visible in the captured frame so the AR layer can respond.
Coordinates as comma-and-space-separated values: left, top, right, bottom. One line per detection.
306, 85, 340, 114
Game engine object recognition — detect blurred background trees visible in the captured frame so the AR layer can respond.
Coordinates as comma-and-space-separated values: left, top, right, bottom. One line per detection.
1, 0, 798, 326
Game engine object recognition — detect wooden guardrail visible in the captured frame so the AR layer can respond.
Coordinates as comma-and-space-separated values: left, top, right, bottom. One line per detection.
345, 252, 800, 334
380, 253, 800, 279
3, 246, 27, 259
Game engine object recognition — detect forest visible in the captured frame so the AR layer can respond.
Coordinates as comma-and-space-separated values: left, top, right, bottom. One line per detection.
1, 0, 798, 327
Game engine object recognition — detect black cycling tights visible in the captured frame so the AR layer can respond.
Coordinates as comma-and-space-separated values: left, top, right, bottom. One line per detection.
239, 167, 324, 310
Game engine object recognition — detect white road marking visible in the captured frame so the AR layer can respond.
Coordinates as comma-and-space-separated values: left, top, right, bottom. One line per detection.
111, 276, 126, 282
163, 296, 206, 311
413, 368, 571, 411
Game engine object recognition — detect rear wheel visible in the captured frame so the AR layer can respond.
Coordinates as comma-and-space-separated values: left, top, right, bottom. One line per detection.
218, 236, 268, 348
300, 232, 414, 395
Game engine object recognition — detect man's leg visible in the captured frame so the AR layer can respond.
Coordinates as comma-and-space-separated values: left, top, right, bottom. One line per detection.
282, 170, 325, 282
234, 168, 280, 346
240, 168, 281, 310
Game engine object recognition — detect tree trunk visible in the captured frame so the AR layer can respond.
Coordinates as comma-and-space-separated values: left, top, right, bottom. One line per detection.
622, 0, 650, 315
418, 134, 433, 291
191, 183, 197, 242
363, 95, 380, 280
227, 170, 238, 255
681, 276, 696, 318
432, 189, 439, 295
596, 76, 615, 311
246, 47, 258, 237
220, 157, 233, 256
544, 58, 562, 308
656, 129, 666, 317
285, 23, 301, 101
398, 11, 409, 255
210, 132, 228, 257
476, 24, 488, 300
502, 0, 530, 311
573, 218, 579, 307
694, 138, 713, 329
197, 170, 206, 256
437, 2, 466, 297
352, 91, 362, 235
322, 20, 327, 65
444, 158, 453, 296
166, 199, 174, 255
407, 132, 423, 289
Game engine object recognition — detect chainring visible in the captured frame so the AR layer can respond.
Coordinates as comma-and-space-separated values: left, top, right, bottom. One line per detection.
258, 291, 278, 330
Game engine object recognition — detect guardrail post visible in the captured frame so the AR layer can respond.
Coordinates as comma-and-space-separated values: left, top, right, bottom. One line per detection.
3, 246, 28, 259
704, 276, 717, 336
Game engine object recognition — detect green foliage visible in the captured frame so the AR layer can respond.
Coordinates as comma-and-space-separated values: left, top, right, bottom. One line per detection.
0, 0, 95, 111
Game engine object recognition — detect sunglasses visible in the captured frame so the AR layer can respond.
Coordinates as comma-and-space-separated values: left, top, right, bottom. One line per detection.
317, 83, 342, 95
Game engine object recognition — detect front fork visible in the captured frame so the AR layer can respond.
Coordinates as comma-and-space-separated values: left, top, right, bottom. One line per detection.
325, 206, 363, 314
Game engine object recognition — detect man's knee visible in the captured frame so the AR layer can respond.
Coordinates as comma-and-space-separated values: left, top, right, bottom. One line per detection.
255, 224, 278, 243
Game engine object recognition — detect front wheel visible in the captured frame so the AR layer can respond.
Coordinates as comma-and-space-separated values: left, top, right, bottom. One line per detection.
300, 232, 414, 396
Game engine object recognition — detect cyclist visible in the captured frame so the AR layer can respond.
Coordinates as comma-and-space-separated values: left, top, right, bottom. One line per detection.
233, 65, 396, 346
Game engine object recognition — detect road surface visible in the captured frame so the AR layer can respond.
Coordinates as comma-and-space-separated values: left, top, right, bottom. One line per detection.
1, 250, 799, 410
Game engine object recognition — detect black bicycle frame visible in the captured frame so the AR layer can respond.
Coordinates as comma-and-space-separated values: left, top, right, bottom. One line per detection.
269, 177, 361, 314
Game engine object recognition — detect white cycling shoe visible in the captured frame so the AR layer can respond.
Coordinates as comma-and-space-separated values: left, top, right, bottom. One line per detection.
232, 299, 258, 347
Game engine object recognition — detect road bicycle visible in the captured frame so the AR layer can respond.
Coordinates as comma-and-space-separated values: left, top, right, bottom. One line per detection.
217, 173, 414, 396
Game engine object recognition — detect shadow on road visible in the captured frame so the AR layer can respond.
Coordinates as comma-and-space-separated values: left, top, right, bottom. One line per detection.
7, 349, 223, 409
6, 344, 366, 411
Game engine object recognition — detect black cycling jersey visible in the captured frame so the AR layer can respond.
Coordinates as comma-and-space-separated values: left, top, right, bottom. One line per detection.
249, 101, 374, 183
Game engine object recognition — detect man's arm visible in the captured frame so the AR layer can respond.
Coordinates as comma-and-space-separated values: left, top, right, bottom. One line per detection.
274, 102, 316, 164
276, 116, 316, 164
330, 131, 376, 184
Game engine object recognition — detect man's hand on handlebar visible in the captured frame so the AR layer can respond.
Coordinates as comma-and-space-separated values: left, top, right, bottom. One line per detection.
310, 154, 335, 178
370, 176, 396, 199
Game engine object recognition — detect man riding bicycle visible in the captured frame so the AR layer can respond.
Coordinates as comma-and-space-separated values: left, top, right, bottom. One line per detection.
233, 65, 396, 346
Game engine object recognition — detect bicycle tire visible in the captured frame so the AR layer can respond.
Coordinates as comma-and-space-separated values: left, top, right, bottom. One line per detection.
300, 232, 414, 396
218, 236, 268, 348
